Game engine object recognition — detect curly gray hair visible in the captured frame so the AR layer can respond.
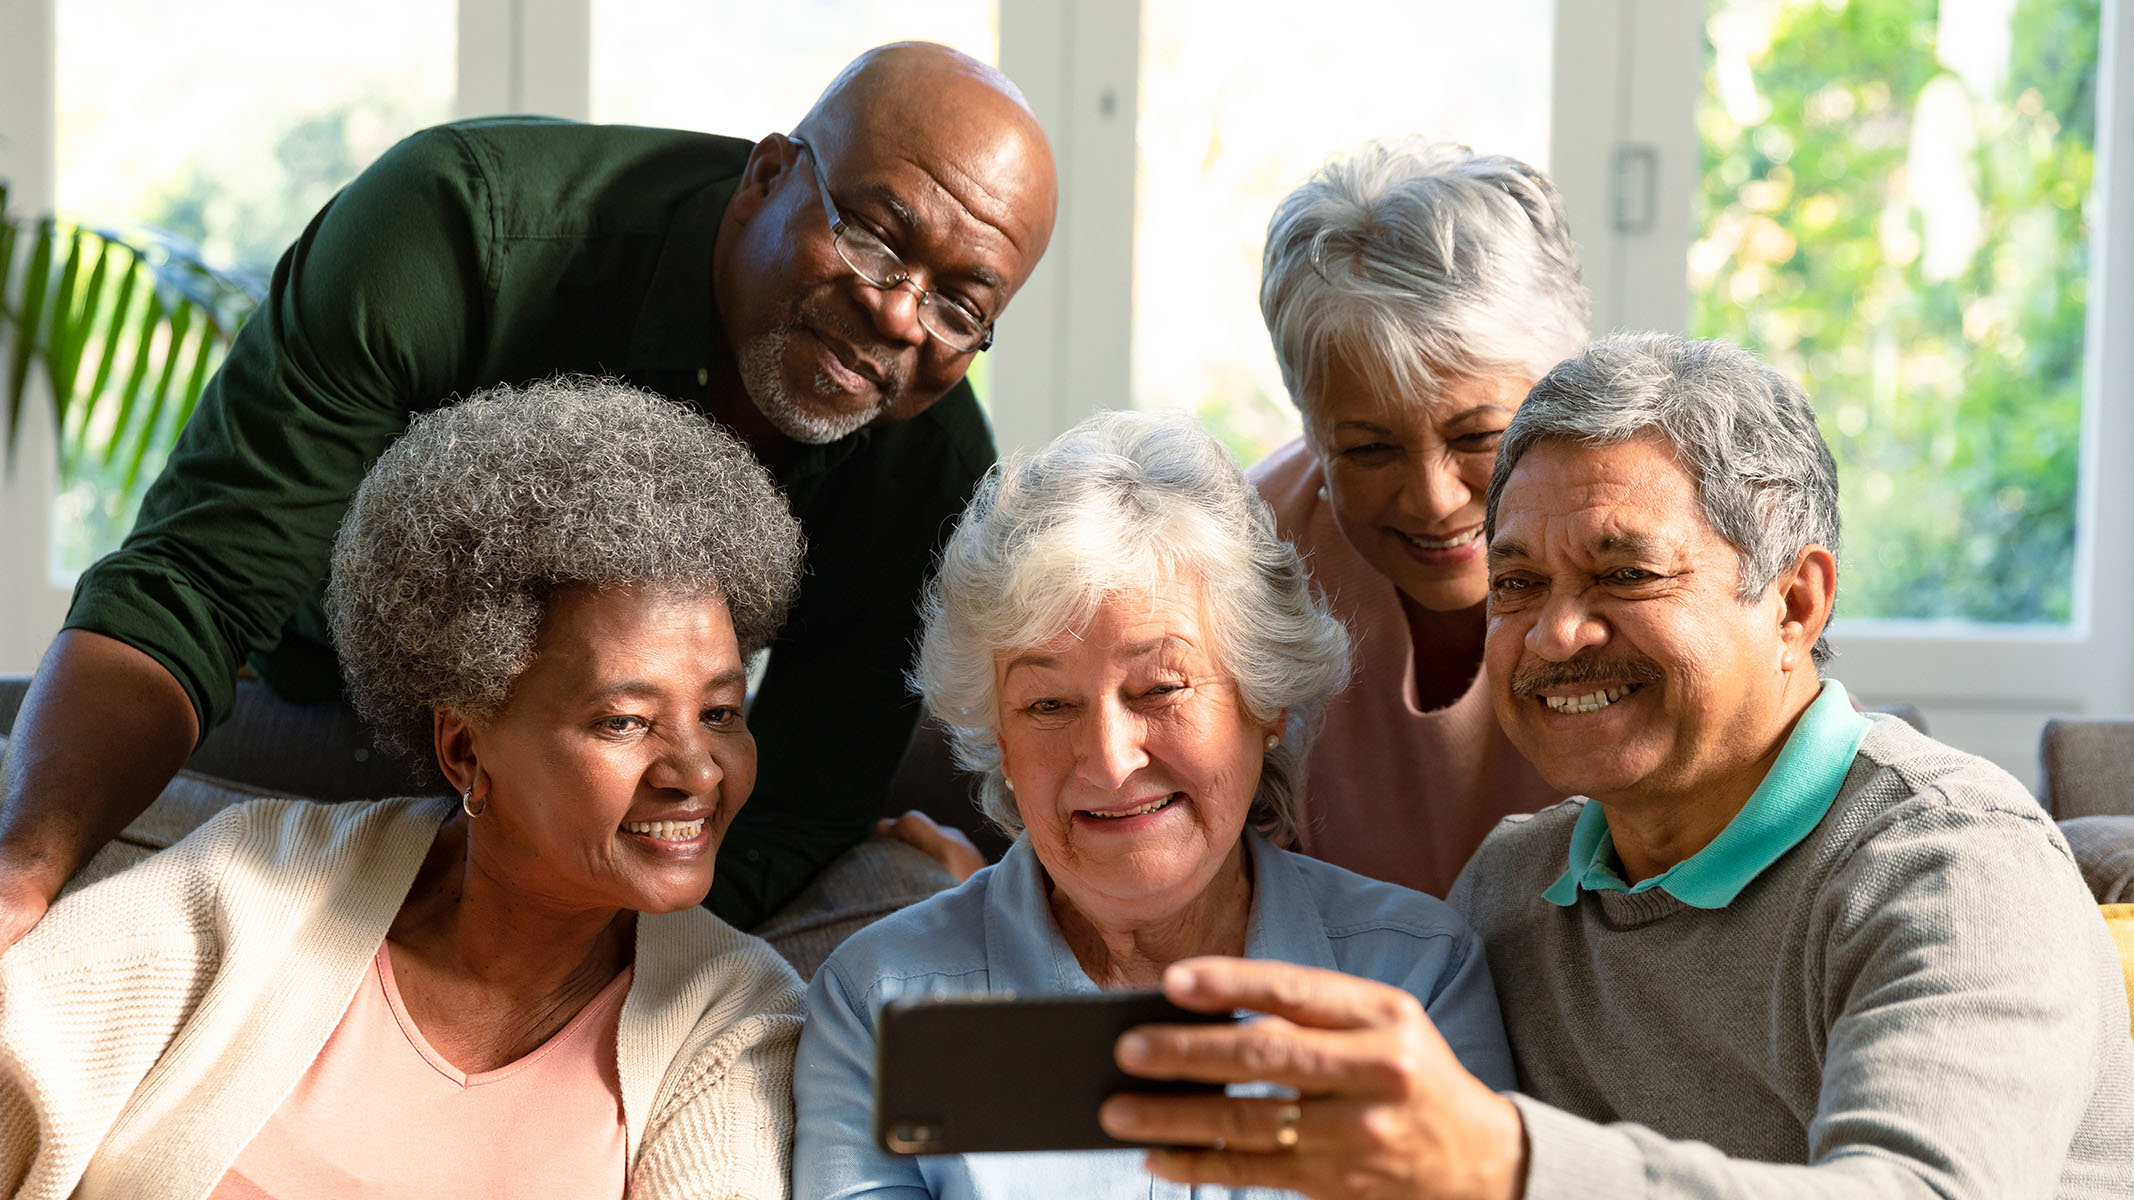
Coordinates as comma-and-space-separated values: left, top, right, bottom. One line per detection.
326, 376, 806, 769
1485, 333, 1841, 665
913, 409, 1351, 843
1260, 137, 1588, 430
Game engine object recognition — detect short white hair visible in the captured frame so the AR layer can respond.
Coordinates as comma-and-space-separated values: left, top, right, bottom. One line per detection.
913, 410, 1351, 841
1260, 137, 1589, 428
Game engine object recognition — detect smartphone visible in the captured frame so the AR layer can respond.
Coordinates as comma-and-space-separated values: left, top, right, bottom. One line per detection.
873, 990, 1239, 1155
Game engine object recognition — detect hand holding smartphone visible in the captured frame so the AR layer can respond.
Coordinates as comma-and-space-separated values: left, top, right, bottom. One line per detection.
873, 990, 1240, 1155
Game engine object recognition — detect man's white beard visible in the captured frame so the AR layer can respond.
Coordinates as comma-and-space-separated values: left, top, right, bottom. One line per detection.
738, 327, 883, 445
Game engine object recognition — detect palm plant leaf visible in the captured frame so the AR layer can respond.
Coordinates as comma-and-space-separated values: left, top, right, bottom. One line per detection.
0, 189, 261, 516
5, 221, 56, 464
102, 288, 167, 470
51, 234, 113, 421
0, 220, 13, 444
81, 249, 140, 428
44, 229, 90, 434
170, 312, 220, 444
121, 302, 193, 497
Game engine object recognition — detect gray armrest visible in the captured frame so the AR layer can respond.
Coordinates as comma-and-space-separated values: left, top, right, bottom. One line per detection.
0, 672, 436, 802
2061, 815, 2134, 904
2040, 718, 2134, 819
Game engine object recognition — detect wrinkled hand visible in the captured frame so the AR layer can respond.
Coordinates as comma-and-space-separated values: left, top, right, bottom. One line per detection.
1098, 957, 1527, 1200
874, 810, 987, 882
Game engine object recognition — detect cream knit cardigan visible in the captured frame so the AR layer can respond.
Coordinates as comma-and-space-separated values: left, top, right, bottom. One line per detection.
0, 795, 805, 1200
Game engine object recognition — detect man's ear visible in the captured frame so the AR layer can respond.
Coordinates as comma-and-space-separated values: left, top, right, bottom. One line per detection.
1773, 544, 1837, 672
726, 133, 801, 223
433, 708, 482, 797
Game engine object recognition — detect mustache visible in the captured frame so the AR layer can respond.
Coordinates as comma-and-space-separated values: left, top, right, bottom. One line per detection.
1509, 656, 1665, 697
800, 306, 908, 401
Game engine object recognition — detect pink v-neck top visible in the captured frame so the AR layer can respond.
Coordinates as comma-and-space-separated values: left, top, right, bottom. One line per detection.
1251, 438, 1564, 896
211, 944, 633, 1199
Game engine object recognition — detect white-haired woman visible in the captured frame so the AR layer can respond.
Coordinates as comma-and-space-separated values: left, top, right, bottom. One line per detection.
1251, 138, 1590, 895
794, 410, 1514, 1199
0, 379, 806, 1199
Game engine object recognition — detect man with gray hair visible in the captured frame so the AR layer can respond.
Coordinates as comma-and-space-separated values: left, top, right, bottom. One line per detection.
1098, 332, 2133, 1198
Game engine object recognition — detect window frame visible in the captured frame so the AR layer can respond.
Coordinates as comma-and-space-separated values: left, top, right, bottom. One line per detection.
1574, 0, 2134, 782
7, 0, 2127, 785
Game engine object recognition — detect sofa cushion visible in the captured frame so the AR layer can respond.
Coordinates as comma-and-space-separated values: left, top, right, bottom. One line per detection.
2040, 717, 2134, 819
0, 732, 292, 897
0, 673, 436, 805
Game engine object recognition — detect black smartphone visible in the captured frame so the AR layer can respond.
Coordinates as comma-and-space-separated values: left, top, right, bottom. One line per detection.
873, 990, 1240, 1155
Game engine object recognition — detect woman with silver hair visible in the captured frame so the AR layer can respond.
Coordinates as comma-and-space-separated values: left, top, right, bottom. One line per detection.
0, 378, 807, 1198
1250, 137, 1589, 895
793, 410, 1513, 1198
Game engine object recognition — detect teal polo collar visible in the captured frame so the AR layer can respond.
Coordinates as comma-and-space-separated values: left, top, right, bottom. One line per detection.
1542, 679, 1873, 909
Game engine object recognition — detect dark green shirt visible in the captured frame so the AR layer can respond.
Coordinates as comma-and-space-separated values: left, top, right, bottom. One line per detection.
65, 117, 997, 927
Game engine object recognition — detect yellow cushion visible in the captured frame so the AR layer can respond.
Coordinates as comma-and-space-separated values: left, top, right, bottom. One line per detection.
2103, 904, 2134, 1039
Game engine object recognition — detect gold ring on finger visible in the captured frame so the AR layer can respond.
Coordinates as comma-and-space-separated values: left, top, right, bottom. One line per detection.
1274, 1101, 1302, 1151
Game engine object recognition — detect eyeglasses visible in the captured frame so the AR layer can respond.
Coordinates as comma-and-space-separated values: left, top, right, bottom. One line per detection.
788, 134, 995, 354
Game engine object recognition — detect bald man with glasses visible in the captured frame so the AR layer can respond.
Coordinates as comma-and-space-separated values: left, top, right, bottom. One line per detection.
0, 42, 1058, 952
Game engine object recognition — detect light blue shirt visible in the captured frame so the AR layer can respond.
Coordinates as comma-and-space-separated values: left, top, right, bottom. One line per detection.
795, 831, 1516, 1200
1542, 678, 1875, 909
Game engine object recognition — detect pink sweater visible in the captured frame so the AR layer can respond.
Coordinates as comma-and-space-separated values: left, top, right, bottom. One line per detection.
1251, 438, 1563, 896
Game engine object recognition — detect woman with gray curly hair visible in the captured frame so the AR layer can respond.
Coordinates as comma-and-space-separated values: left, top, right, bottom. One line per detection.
793, 410, 1513, 1199
0, 378, 807, 1200
1250, 137, 1589, 896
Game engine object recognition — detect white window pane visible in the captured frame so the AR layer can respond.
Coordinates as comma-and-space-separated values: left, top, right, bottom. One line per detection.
589, 2, 999, 407
51, 0, 453, 575
590, 2, 999, 136
1133, 0, 1555, 465
57, 1, 452, 273
1693, 0, 2095, 624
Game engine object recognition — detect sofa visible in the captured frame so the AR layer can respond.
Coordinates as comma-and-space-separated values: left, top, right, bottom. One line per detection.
0, 674, 960, 979
7, 675, 2133, 976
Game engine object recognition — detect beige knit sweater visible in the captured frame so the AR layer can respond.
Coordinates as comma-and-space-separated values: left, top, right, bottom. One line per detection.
0, 795, 804, 1200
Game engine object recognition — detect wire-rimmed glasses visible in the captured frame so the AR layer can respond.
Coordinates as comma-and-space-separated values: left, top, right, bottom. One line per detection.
787, 134, 995, 354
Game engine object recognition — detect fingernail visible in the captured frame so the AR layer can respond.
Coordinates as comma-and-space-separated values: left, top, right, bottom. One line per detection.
1118, 1032, 1149, 1066
1099, 1096, 1136, 1130
1167, 962, 1200, 994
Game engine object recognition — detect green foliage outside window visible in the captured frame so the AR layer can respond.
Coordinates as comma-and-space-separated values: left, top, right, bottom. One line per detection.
0, 193, 259, 573
15, 95, 421, 575
1694, 0, 2096, 623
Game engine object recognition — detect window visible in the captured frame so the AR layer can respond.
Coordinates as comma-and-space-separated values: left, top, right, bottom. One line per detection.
1131, 0, 1556, 465
590, 0, 996, 137
52, 0, 453, 573
1693, 0, 2098, 624
1582, 0, 2134, 780
8, 0, 2131, 782
588, 0, 999, 405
